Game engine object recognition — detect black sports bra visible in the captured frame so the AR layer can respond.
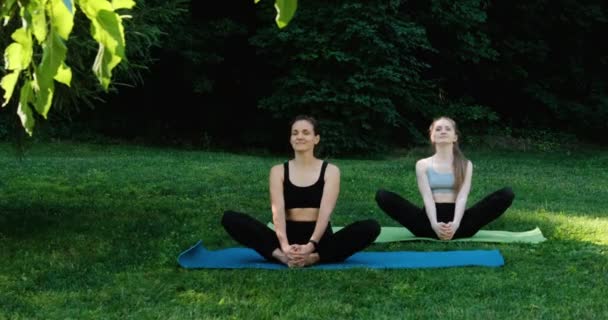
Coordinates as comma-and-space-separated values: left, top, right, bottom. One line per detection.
283, 161, 328, 209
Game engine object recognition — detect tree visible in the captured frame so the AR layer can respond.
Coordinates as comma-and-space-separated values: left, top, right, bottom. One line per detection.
1, 0, 135, 136
0, 0, 297, 136
251, 1, 437, 153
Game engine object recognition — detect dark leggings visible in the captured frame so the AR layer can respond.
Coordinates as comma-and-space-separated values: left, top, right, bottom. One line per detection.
221, 210, 380, 263
375, 187, 515, 239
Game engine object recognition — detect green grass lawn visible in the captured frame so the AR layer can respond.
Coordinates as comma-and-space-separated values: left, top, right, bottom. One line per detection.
1, 142, 607, 319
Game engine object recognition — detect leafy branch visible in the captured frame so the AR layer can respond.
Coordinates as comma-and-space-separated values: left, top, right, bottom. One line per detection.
1, 0, 135, 135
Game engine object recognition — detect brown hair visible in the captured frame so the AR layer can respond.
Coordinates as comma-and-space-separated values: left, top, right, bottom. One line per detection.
429, 116, 468, 192
290, 115, 319, 135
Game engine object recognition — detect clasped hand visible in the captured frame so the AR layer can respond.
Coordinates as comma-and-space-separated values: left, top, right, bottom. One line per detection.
281, 243, 315, 267
432, 221, 460, 240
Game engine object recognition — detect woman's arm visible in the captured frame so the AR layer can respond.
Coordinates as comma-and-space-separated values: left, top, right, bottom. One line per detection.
269, 164, 290, 252
310, 164, 340, 242
416, 159, 450, 239
416, 159, 438, 224
452, 160, 473, 228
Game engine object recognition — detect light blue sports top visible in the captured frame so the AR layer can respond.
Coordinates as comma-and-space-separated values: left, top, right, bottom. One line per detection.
426, 159, 455, 193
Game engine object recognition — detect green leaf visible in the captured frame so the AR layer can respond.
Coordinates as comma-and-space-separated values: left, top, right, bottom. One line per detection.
34, 32, 68, 117
112, 0, 136, 10
5, 43, 25, 71
28, 0, 48, 43
34, 84, 54, 118
274, 0, 297, 28
1, 71, 20, 107
5, 29, 33, 70
254, 0, 261, 4
1, 0, 18, 22
49, 0, 75, 40
17, 80, 35, 136
54, 62, 72, 86
79, 0, 127, 90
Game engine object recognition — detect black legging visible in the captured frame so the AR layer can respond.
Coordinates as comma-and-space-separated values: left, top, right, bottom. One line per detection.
221, 210, 380, 263
375, 187, 515, 239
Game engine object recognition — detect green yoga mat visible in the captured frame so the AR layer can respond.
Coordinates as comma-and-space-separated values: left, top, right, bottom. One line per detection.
267, 223, 546, 244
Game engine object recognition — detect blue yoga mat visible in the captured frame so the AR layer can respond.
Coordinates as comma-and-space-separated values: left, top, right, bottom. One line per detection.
178, 241, 504, 270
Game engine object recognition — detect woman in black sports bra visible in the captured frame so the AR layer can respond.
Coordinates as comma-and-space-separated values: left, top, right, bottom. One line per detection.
222, 115, 380, 267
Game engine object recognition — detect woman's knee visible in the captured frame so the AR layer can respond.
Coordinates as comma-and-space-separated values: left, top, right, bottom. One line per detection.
370, 219, 381, 238
221, 210, 241, 227
498, 187, 515, 203
358, 219, 381, 238
375, 189, 392, 204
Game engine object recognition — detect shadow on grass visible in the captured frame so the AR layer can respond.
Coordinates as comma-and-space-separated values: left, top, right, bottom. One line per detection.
0, 198, 194, 288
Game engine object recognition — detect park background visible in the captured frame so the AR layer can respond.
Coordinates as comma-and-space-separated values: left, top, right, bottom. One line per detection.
2, 0, 607, 153
1, 0, 607, 319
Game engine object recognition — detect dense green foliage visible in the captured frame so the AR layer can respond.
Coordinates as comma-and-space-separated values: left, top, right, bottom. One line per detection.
1, 142, 607, 318
0, 0, 137, 135
426, 0, 608, 139
251, 2, 437, 153
0, 0, 297, 136
0, 0, 190, 142
1, 0, 607, 153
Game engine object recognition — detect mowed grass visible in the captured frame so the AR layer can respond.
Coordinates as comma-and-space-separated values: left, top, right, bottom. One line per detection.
0, 142, 607, 319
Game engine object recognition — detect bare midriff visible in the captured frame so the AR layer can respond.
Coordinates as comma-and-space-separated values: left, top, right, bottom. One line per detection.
286, 208, 319, 221
432, 192, 456, 204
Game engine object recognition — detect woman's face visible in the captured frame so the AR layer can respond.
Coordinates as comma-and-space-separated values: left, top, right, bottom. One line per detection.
290, 120, 319, 152
430, 118, 457, 145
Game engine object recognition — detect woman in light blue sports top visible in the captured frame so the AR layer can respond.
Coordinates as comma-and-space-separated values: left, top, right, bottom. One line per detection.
375, 116, 514, 240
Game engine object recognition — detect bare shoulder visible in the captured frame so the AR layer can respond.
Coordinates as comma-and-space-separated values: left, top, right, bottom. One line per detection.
270, 163, 284, 180
325, 162, 340, 178
415, 157, 431, 172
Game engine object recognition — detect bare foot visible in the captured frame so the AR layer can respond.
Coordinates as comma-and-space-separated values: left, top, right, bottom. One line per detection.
301, 253, 320, 267
272, 249, 289, 265
288, 253, 320, 268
